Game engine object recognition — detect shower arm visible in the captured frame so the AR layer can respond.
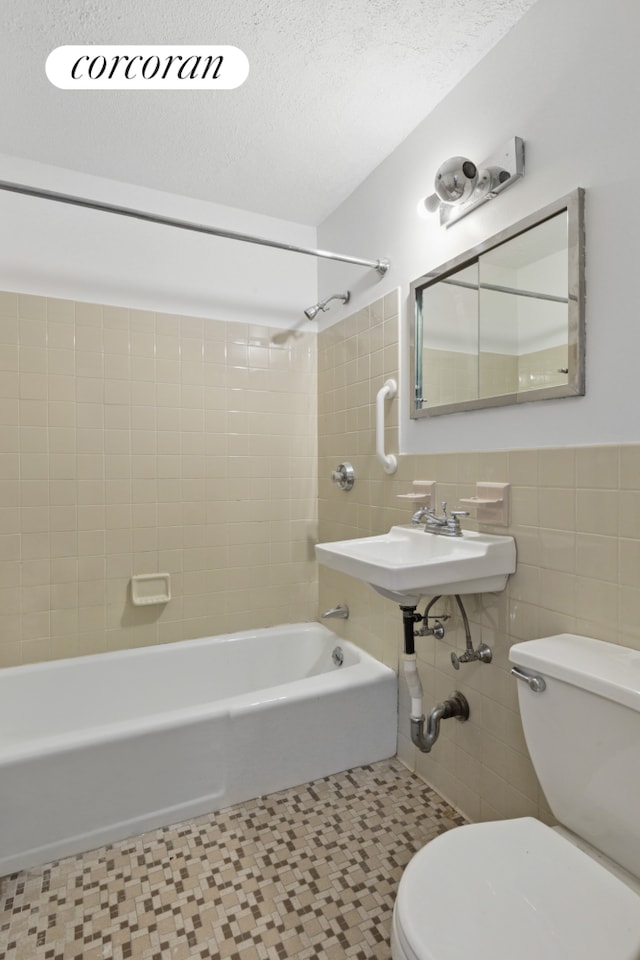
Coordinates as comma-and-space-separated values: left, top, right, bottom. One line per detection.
0, 179, 390, 275
318, 292, 349, 311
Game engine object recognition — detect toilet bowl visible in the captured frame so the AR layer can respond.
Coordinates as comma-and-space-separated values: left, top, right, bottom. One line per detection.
391, 634, 640, 960
392, 818, 640, 960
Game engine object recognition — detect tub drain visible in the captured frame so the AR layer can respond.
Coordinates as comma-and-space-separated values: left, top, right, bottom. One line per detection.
332, 646, 344, 667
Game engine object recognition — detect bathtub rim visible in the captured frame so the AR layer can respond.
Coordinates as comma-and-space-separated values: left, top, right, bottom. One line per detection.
0, 623, 395, 765
0, 620, 349, 679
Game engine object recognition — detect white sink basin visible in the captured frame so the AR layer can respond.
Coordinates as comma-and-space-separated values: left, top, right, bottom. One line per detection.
315, 524, 516, 604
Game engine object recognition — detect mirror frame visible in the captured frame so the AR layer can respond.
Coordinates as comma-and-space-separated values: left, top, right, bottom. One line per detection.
409, 188, 585, 418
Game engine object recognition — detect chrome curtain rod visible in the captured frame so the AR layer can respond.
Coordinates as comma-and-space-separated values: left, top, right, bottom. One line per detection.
0, 179, 390, 276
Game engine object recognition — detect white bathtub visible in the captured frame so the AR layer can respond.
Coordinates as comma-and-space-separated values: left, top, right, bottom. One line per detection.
0, 622, 397, 875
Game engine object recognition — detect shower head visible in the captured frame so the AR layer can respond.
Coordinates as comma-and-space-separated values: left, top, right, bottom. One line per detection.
303, 303, 323, 321
304, 291, 350, 321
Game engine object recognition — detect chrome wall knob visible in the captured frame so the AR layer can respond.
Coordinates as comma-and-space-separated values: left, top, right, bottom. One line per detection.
331, 462, 355, 491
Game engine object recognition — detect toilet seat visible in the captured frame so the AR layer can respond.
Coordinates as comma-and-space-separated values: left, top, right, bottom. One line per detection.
392, 817, 640, 960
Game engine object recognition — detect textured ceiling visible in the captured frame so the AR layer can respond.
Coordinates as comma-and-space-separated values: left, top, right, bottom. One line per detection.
0, 0, 538, 225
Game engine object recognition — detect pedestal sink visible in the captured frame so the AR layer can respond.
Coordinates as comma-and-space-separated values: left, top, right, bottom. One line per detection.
315, 524, 516, 604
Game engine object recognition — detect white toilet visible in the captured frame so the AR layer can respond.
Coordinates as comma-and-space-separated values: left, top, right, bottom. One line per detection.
392, 633, 640, 960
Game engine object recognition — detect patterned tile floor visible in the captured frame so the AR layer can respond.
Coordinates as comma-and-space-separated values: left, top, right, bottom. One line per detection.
0, 759, 465, 960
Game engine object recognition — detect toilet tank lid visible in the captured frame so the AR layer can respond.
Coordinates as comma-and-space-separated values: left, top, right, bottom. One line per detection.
510, 634, 640, 712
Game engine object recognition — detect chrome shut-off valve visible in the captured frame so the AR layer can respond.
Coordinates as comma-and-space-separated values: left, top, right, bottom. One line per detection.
451, 642, 492, 670
449, 594, 492, 669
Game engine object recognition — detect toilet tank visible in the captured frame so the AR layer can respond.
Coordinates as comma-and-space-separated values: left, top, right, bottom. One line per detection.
510, 633, 640, 879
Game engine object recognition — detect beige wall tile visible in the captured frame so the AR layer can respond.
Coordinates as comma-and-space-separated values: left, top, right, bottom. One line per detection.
538, 448, 575, 487
619, 491, 640, 538
619, 539, 640, 587
2, 289, 317, 665
576, 445, 619, 489
318, 293, 640, 826
538, 487, 576, 530
576, 533, 618, 582
620, 445, 640, 491
576, 489, 618, 536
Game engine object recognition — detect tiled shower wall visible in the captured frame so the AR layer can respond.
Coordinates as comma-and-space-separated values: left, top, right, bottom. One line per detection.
0, 290, 317, 667
318, 291, 640, 823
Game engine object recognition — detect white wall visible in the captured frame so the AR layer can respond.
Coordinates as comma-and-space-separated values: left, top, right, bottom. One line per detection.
318, 0, 640, 452
0, 153, 317, 329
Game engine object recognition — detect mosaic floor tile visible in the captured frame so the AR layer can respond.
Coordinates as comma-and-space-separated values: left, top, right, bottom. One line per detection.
0, 759, 465, 959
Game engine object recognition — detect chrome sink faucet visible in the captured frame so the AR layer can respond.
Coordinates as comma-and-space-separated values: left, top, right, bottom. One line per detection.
411, 501, 469, 537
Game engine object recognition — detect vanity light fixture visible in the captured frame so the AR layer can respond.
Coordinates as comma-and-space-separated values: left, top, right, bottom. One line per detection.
421, 136, 524, 227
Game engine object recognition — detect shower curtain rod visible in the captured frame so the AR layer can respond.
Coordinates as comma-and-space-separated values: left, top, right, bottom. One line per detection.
0, 179, 390, 275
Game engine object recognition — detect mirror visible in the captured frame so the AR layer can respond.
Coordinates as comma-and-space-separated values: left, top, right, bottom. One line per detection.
410, 189, 585, 417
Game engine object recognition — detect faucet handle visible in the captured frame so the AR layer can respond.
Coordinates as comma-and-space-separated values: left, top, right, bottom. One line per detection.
447, 509, 470, 536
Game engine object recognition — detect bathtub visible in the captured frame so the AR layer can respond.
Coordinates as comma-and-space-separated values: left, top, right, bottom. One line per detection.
0, 622, 397, 875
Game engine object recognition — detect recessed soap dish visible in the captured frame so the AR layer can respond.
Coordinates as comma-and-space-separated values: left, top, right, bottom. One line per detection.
131, 573, 171, 606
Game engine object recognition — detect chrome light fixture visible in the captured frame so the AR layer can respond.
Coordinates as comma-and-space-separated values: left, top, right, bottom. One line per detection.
422, 137, 524, 227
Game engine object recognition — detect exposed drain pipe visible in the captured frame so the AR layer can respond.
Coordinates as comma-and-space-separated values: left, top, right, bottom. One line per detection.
400, 604, 469, 753
401, 605, 427, 725
409, 692, 469, 753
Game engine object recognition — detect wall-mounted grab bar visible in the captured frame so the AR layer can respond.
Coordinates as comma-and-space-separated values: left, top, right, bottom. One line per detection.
376, 378, 398, 475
